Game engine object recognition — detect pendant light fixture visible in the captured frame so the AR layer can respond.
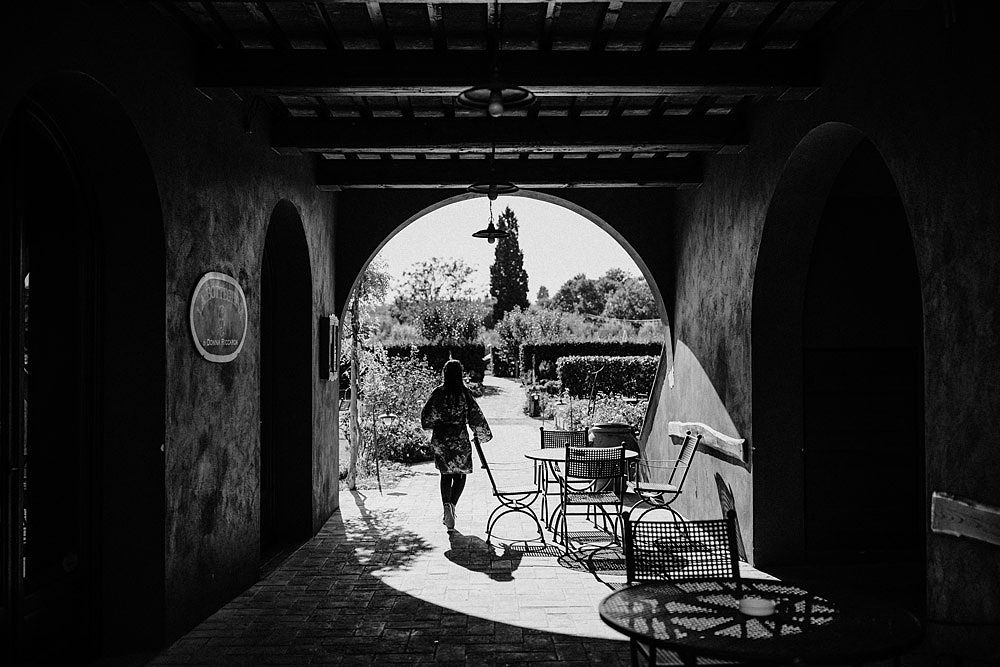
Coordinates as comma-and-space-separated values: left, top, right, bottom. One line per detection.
457, 0, 535, 118
470, 134, 516, 243
471, 195, 509, 244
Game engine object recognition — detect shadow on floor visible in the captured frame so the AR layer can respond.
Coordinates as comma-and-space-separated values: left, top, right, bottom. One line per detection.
149, 502, 631, 667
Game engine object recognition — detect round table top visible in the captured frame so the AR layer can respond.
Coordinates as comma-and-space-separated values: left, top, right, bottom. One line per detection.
523, 447, 639, 463
598, 579, 923, 666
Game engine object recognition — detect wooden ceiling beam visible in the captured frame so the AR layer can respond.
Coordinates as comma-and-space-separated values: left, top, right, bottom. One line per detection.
184, 0, 826, 4
272, 116, 746, 154
197, 49, 819, 98
314, 155, 703, 190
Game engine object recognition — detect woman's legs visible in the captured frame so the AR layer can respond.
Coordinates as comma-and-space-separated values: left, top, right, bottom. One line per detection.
439, 473, 467, 529
449, 474, 467, 505
440, 474, 455, 506
440, 473, 468, 506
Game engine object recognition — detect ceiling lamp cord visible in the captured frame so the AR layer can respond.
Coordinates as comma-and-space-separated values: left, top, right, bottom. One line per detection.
457, 0, 535, 118
471, 132, 513, 243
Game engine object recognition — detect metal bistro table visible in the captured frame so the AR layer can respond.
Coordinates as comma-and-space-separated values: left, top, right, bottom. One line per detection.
598, 579, 923, 666
523, 446, 639, 531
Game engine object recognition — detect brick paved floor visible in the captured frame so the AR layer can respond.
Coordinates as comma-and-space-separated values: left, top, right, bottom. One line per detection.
147, 376, 942, 667
149, 377, 644, 666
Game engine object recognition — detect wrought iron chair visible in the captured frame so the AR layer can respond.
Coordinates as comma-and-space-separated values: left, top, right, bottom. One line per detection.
472, 436, 546, 546
627, 431, 702, 521
622, 509, 742, 667
554, 445, 626, 552
538, 426, 588, 527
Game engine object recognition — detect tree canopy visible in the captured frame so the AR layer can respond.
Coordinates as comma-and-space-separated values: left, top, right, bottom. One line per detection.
549, 269, 657, 320
397, 256, 479, 303
489, 206, 529, 325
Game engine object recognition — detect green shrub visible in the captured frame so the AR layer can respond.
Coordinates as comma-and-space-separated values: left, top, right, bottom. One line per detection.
343, 343, 438, 471
384, 343, 487, 382
521, 341, 662, 379
376, 420, 434, 464
566, 395, 648, 433
556, 355, 658, 398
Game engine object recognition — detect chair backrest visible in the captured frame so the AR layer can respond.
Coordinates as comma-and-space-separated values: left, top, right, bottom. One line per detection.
540, 426, 588, 449
565, 445, 626, 480
623, 509, 741, 591
667, 431, 702, 487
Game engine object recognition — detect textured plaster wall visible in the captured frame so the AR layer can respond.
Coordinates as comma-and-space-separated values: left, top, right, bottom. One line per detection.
5, 4, 339, 642
148, 68, 338, 642
666, 3, 1000, 657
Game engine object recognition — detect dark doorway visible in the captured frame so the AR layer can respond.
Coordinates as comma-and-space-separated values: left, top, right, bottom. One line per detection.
2, 78, 166, 664
799, 141, 924, 612
260, 201, 313, 563
1, 103, 100, 662
753, 127, 925, 617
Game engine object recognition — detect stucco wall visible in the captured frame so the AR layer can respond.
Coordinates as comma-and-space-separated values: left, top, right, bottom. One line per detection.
142, 37, 339, 642
5, 3, 339, 643
667, 3, 1000, 657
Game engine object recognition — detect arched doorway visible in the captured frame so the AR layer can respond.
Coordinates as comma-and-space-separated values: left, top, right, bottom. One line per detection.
260, 201, 313, 563
336, 189, 676, 458
1, 76, 166, 663
753, 125, 925, 613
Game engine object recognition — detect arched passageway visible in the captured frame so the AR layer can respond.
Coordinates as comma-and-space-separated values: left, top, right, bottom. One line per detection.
339, 191, 672, 334
753, 124, 924, 612
0, 75, 166, 662
260, 201, 313, 561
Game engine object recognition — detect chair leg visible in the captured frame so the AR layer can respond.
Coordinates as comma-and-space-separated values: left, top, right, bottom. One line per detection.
486, 495, 547, 545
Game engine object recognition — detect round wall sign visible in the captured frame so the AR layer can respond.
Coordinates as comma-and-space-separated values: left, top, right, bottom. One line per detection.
189, 272, 248, 363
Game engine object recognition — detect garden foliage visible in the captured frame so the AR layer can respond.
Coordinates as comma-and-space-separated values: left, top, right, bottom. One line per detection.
383, 343, 487, 383
521, 341, 662, 380
343, 344, 439, 469
556, 355, 659, 398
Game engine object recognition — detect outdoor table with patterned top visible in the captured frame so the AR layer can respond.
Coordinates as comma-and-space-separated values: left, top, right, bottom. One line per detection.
598, 579, 923, 665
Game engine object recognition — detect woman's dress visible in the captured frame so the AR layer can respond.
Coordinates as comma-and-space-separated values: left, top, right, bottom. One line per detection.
421, 385, 492, 474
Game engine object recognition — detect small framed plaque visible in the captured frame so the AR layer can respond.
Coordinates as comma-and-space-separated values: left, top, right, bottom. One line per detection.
318, 315, 335, 381
189, 272, 248, 363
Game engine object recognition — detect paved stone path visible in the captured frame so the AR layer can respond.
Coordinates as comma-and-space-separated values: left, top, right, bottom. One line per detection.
150, 376, 636, 666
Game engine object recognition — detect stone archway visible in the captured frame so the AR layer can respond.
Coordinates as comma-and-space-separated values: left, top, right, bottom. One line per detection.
752, 123, 924, 611
260, 200, 314, 559
338, 189, 672, 338
335, 189, 677, 452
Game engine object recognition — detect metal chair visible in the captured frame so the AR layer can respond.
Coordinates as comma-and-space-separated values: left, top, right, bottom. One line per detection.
627, 431, 702, 521
538, 427, 588, 526
472, 436, 546, 546
554, 445, 626, 552
622, 509, 742, 667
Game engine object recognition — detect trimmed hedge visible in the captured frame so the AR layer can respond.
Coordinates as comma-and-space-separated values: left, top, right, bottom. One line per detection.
384, 343, 487, 382
521, 341, 662, 379
556, 355, 659, 398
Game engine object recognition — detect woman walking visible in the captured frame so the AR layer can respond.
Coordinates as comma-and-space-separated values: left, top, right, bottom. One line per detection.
421, 359, 492, 529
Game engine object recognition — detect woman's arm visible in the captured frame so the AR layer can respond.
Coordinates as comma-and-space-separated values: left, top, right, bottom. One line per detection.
465, 389, 493, 443
420, 389, 438, 430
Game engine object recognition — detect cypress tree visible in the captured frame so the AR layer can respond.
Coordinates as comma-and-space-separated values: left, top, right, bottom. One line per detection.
489, 206, 529, 325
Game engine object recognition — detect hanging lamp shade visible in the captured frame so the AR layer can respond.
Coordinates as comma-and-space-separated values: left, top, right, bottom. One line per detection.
457, 0, 535, 118
467, 179, 518, 199
471, 191, 510, 244
471, 219, 509, 244
456, 80, 535, 119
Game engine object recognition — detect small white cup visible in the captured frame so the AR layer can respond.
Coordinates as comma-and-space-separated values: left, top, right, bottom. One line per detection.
738, 596, 776, 617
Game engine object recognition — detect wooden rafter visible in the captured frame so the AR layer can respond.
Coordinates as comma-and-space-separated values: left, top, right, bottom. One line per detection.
272, 115, 746, 154
304, 1, 344, 50
197, 49, 820, 97
246, 2, 293, 50
173, 1, 838, 5
314, 154, 702, 189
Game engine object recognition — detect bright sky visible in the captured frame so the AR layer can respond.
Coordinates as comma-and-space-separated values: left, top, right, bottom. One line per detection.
374, 196, 641, 303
